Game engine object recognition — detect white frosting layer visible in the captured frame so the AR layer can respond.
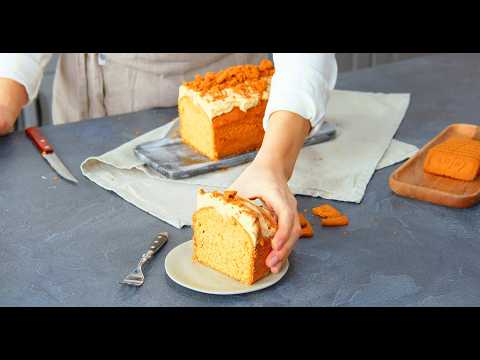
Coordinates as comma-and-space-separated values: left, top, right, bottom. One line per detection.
196, 191, 276, 246
179, 78, 271, 121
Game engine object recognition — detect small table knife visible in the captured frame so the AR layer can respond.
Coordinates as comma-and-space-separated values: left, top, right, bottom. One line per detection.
25, 127, 79, 184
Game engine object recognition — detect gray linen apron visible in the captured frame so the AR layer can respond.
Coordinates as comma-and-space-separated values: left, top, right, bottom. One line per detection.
51, 53, 268, 125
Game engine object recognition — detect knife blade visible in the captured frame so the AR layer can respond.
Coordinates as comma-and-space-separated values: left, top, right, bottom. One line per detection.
25, 127, 79, 184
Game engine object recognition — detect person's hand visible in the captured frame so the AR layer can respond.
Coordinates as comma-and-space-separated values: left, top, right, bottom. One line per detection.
0, 105, 18, 135
230, 159, 302, 273
229, 110, 311, 273
0, 78, 28, 136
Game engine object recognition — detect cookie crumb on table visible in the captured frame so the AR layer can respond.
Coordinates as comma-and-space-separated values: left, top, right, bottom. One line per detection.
298, 213, 314, 238
321, 215, 349, 227
312, 204, 342, 219
312, 204, 350, 228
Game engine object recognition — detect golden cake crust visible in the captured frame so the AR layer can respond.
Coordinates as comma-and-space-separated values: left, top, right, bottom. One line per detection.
179, 97, 266, 160
178, 59, 274, 160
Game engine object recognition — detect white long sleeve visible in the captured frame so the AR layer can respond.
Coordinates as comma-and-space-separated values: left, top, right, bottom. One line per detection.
0, 53, 53, 105
264, 53, 337, 130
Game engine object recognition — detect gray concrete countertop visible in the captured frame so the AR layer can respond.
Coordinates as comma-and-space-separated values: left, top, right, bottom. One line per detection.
1, 53, 479, 306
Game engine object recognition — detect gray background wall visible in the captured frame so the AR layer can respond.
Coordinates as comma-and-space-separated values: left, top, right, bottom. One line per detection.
15, 53, 436, 130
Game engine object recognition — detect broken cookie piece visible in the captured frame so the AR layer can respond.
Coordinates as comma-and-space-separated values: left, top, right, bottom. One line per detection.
321, 215, 349, 227
298, 213, 314, 238
312, 204, 342, 219
312, 203, 350, 228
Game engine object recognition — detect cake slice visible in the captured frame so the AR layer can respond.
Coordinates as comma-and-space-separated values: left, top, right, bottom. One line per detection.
178, 59, 275, 160
192, 189, 277, 285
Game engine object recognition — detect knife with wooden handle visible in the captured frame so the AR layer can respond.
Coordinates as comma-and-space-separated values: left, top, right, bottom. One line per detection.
25, 127, 79, 184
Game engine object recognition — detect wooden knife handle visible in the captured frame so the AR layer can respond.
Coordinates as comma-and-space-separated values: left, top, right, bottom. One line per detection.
25, 127, 54, 154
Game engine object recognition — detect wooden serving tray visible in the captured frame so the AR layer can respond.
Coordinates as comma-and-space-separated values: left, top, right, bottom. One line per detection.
389, 124, 480, 208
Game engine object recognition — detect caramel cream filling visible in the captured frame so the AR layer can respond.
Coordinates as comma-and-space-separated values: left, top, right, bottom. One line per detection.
179, 78, 271, 121
196, 190, 276, 246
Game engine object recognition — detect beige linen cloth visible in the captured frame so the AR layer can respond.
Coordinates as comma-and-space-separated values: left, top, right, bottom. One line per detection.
81, 89, 418, 229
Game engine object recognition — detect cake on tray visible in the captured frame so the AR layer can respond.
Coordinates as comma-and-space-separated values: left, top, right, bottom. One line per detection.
178, 59, 275, 160
192, 189, 277, 285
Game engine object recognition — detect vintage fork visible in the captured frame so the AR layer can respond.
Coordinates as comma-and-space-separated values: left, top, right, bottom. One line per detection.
120, 232, 169, 287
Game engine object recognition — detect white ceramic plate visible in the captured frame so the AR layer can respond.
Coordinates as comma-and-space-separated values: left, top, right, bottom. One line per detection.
165, 240, 289, 295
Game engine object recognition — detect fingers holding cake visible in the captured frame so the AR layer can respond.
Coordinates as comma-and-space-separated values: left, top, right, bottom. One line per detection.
229, 162, 301, 274
265, 192, 301, 273
267, 210, 302, 273
270, 192, 299, 249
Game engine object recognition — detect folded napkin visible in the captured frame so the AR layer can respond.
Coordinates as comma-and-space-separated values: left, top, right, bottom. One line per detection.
81, 90, 417, 229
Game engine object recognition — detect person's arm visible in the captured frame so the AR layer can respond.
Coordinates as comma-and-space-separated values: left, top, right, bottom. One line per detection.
0, 53, 52, 135
264, 53, 337, 130
231, 53, 337, 273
